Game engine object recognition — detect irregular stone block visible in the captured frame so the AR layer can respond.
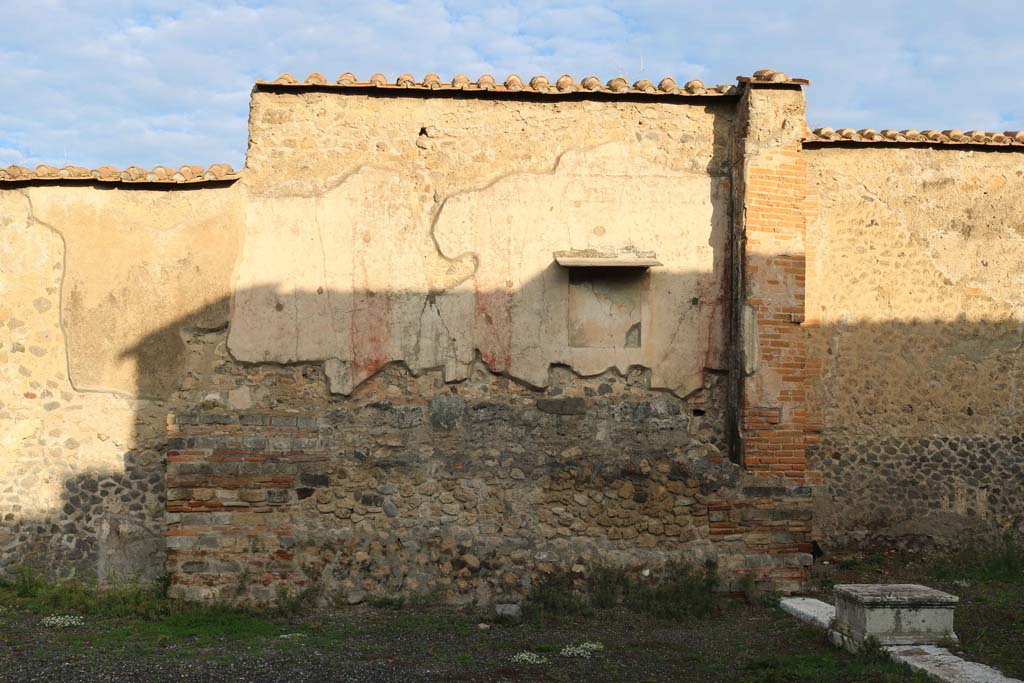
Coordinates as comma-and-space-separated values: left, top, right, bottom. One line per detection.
536, 397, 586, 415
495, 603, 522, 623
429, 393, 464, 431
300, 473, 329, 487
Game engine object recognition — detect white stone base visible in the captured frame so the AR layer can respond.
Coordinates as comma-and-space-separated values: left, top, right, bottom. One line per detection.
777, 588, 1022, 683
780, 597, 835, 630
888, 645, 1023, 683
834, 583, 959, 647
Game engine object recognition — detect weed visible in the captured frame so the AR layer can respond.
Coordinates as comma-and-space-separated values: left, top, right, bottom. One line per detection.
857, 636, 887, 662
367, 595, 407, 609
510, 651, 548, 665
272, 585, 319, 615
739, 574, 780, 607
561, 640, 604, 658
928, 535, 1024, 585
590, 565, 631, 609
620, 560, 718, 620
525, 572, 591, 621
2, 566, 168, 619
12, 565, 44, 597
527, 560, 719, 622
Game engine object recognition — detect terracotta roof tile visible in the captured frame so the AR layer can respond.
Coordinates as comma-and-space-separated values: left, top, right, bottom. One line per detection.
736, 69, 810, 86
807, 127, 1024, 148
0, 163, 241, 184
253, 69, 805, 97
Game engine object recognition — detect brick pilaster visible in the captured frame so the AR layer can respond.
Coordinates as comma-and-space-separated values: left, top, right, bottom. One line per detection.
731, 82, 819, 484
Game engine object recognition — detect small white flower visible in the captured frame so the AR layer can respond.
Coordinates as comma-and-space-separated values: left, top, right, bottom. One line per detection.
278, 633, 305, 639
560, 641, 605, 658
641, 568, 651, 577
510, 651, 548, 665
41, 614, 84, 628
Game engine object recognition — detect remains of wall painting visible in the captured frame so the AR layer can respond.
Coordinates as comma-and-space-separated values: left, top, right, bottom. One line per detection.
804, 146, 1024, 546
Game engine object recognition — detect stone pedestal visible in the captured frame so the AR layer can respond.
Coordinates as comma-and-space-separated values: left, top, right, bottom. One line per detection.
831, 584, 959, 647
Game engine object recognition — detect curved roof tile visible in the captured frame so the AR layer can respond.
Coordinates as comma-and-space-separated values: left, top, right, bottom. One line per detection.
253, 69, 805, 97
807, 127, 1024, 147
0, 163, 240, 184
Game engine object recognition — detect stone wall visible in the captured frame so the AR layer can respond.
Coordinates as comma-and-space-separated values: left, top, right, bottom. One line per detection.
0, 183, 243, 581
237, 88, 733, 397
7, 75, 1019, 600
804, 145, 1024, 546
1, 85, 815, 598
164, 346, 810, 603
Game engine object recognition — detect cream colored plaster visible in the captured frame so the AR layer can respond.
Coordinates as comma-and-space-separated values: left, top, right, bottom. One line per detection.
434, 142, 726, 394
231, 140, 727, 396
805, 147, 1024, 436
25, 185, 245, 397
229, 167, 477, 393
0, 189, 138, 518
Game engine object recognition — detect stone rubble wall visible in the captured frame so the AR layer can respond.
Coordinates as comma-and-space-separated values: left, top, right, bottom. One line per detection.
7, 80, 1020, 599
164, 356, 812, 603
804, 146, 1024, 546
2, 90, 819, 596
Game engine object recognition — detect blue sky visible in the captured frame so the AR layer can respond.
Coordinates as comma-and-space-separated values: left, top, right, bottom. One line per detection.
1, 0, 1021, 169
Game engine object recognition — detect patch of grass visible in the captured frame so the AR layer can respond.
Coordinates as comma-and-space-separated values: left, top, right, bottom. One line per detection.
367, 594, 408, 609
826, 540, 1024, 680
525, 572, 591, 621
927, 535, 1024, 585
591, 565, 632, 609
740, 653, 930, 683
270, 585, 320, 616
0, 564, 317, 656
526, 560, 719, 622
66, 604, 283, 652
622, 561, 718, 620
589, 561, 719, 620
745, 636, 928, 683
2, 565, 169, 619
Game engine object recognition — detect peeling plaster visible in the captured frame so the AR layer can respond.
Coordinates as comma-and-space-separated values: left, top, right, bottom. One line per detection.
230, 143, 728, 397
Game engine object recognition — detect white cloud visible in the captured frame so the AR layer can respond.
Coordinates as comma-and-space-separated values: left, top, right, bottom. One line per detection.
1, 0, 1021, 169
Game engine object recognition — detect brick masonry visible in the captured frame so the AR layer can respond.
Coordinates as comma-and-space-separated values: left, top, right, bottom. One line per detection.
734, 85, 820, 490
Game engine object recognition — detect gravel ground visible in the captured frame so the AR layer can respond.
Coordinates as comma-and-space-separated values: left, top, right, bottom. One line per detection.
0, 601, 927, 683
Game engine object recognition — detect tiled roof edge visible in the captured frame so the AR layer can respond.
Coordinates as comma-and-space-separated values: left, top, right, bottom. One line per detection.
806, 127, 1024, 148
0, 163, 240, 185
255, 68, 809, 97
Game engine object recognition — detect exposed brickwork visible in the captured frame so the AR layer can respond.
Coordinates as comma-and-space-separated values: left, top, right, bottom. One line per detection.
166, 414, 322, 600
736, 87, 820, 490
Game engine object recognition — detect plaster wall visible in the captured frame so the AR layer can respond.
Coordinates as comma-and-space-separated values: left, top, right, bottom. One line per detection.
0, 184, 244, 580
6, 92, 810, 601
804, 146, 1024, 544
234, 90, 733, 397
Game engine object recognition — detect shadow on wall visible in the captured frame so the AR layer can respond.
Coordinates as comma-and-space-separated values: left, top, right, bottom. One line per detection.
0, 262, 734, 591
805, 315, 1024, 548
0, 94, 745, 588
3, 263, 1023, 592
